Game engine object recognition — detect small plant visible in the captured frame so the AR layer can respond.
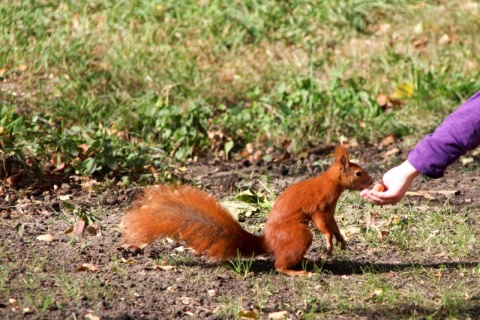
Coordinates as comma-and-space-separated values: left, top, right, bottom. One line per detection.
63, 201, 101, 237
227, 250, 254, 278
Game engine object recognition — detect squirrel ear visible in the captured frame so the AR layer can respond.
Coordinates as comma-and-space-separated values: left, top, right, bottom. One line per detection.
335, 146, 350, 170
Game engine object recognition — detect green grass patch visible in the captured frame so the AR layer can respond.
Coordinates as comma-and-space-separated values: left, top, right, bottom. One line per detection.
1, 0, 480, 179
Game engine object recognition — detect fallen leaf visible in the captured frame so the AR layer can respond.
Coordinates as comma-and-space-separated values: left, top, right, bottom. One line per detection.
377, 93, 392, 110
84, 313, 100, 320
154, 265, 175, 271
119, 243, 147, 251
373, 288, 383, 296
74, 219, 86, 235
6, 170, 30, 187
207, 289, 216, 297
14, 64, 27, 72
174, 246, 185, 252
390, 82, 414, 100
239, 310, 259, 319
86, 224, 101, 236
268, 311, 288, 320
461, 157, 474, 165
121, 258, 136, 265
78, 263, 100, 272
22, 307, 33, 315
58, 194, 71, 201
382, 134, 395, 145
389, 214, 403, 225
221, 200, 257, 220
0, 67, 8, 76
252, 149, 263, 162
64, 225, 74, 234
36, 234, 54, 242
413, 22, 423, 34
178, 297, 191, 305
412, 37, 428, 49
438, 34, 450, 45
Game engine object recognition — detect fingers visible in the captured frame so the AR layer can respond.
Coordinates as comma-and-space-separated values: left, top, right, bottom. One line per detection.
361, 189, 401, 205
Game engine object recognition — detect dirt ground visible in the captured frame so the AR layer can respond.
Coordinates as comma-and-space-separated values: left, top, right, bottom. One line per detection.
1, 143, 479, 319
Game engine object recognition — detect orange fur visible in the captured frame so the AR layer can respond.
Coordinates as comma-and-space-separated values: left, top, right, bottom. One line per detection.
122, 146, 372, 275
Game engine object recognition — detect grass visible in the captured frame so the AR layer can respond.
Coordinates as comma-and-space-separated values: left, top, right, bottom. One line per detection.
2, 0, 479, 180
2, 193, 479, 318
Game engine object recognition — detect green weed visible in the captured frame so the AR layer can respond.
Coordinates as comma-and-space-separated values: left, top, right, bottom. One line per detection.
227, 251, 254, 279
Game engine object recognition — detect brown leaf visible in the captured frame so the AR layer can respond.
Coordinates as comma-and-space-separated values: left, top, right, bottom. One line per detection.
207, 289, 216, 297
6, 170, 30, 187
121, 258, 136, 265
86, 224, 101, 236
268, 311, 288, 320
36, 234, 54, 242
64, 225, 74, 234
14, 64, 27, 72
377, 93, 392, 110
437, 34, 450, 45
155, 265, 175, 271
84, 313, 100, 320
0, 67, 8, 77
22, 307, 33, 315
74, 219, 86, 235
382, 134, 395, 145
118, 243, 147, 251
239, 310, 259, 319
78, 263, 100, 272
252, 150, 263, 162
178, 297, 192, 305
81, 179, 100, 191
412, 36, 428, 48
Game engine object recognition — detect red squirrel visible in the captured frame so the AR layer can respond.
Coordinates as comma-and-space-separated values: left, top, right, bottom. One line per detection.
122, 146, 372, 276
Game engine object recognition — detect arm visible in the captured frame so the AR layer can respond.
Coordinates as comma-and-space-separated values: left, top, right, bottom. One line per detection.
408, 91, 480, 178
362, 90, 480, 205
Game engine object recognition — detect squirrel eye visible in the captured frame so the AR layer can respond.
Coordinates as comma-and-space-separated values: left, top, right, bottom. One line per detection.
355, 171, 362, 177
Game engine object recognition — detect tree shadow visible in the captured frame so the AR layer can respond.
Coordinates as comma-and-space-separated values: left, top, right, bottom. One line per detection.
306, 303, 480, 319
247, 259, 479, 276
128, 247, 478, 277
318, 260, 479, 276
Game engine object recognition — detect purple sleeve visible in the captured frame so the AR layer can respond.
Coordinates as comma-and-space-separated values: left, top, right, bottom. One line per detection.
408, 90, 480, 178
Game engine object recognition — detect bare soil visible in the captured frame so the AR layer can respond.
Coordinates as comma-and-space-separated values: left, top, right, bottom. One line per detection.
1, 144, 479, 319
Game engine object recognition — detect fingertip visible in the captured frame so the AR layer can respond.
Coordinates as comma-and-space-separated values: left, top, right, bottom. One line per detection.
369, 190, 380, 197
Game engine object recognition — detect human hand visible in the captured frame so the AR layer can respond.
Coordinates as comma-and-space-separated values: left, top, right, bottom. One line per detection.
360, 160, 420, 205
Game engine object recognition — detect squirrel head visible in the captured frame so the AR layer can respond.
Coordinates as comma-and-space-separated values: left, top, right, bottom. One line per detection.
333, 146, 373, 191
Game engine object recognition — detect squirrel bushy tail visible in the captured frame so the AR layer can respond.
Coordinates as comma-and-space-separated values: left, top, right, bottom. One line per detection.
122, 185, 267, 260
